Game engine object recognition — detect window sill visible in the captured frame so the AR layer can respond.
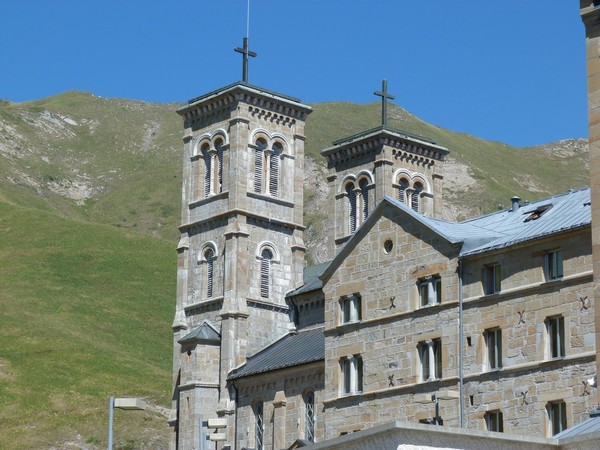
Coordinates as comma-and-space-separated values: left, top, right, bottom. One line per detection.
247, 191, 294, 207
189, 191, 229, 208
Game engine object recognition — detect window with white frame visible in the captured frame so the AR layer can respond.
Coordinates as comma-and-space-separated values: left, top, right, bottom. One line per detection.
485, 328, 502, 370
548, 401, 567, 436
419, 275, 441, 307
546, 249, 563, 281
483, 263, 501, 295
546, 316, 565, 359
254, 138, 267, 194
418, 339, 442, 381
269, 142, 283, 197
341, 355, 363, 395
486, 410, 504, 432
359, 178, 369, 222
254, 401, 264, 450
215, 138, 223, 194
260, 249, 272, 299
202, 143, 212, 198
305, 391, 315, 442
340, 294, 361, 324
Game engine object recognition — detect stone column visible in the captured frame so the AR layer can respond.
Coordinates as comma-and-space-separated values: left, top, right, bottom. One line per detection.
581, 1, 600, 400
273, 391, 287, 450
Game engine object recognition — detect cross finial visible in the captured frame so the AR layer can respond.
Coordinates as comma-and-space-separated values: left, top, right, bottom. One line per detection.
234, 37, 257, 83
374, 79, 395, 127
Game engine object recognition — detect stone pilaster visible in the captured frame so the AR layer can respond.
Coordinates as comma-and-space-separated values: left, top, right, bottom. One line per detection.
273, 391, 287, 450
581, 0, 600, 401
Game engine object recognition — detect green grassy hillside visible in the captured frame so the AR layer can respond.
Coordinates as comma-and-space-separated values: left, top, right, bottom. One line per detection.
0, 200, 175, 449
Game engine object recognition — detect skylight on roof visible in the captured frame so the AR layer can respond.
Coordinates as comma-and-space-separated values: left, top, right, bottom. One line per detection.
523, 204, 552, 222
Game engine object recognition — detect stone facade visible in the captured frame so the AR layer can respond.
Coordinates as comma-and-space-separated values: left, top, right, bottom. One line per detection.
171, 21, 600, 446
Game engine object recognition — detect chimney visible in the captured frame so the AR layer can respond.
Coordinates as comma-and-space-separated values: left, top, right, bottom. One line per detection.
511, 196, 521, 212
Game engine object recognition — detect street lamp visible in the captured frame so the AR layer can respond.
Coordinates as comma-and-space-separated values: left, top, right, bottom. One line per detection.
108, 397, 146, 450
414, 389, 460, 425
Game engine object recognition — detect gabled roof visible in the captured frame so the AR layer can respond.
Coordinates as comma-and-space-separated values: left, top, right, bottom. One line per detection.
228, 328, 324, 380
178, 320, 221, 345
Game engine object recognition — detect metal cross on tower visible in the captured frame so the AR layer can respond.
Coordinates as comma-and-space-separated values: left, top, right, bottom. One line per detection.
374, 79, 395, 127
234, 37, 257, 83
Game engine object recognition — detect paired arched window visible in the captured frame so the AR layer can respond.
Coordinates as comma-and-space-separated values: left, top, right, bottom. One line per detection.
198, 136, 225, 198
253, 138, 284, 197
343, 176, 372, 235
396, 174, 426, 213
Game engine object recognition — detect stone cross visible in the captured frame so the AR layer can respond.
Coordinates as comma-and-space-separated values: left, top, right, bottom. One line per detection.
374, 79, 395, 127
234, 37, 257, 83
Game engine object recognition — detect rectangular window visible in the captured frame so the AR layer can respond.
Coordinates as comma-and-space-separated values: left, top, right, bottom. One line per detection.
419, 339, 442, 381
547, 316, 565, 359
486, 410, 504, 433
419, 275, 442, 307
340, 294, 361, 324
548, 401, 567, 436
486, 328, 502, 370
546, 250, 563, 280
341, 355, 363, 395
483, 264, 501, 295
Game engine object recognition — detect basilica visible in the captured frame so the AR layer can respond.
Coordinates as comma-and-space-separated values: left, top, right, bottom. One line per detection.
167, 4, 600, 449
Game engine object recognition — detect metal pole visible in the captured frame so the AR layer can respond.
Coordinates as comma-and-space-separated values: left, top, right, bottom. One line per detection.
108, 396, 114, 450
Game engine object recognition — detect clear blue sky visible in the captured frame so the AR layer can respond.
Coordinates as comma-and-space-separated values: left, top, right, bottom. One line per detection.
1, 1, 588, 147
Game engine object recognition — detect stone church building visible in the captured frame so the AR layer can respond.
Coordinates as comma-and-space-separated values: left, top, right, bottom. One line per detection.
168, 5, 600, 448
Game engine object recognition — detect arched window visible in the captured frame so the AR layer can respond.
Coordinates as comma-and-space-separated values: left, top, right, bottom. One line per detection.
412, 182, 423, 212
254, 138, 267, 193
359, 178, 369, 222
346, 182, 357, 234
204, 248, 214, 298
201, 143, 211, 198
269, 142, 283, 197
215, 138, 224, 194
305, 391, 315, 442
254, 401, 264, 450
398, 178, 409, 204
260, 249, 272, 298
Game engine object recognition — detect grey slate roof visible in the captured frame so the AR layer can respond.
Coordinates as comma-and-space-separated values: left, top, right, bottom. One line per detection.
228, 327, 324, 380
286, 261, 331, 298
178, 320, 221, 344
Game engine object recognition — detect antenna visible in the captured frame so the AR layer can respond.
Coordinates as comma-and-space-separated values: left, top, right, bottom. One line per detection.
246, 0, 250, 38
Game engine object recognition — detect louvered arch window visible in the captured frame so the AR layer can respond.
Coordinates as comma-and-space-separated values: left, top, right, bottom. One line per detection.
359, 178, 369, 222
204, 248, 215, 298
346, 182, 357, 233
254, 138, 267, 193
201, 143, 211, 198
398, 178, 409, 204
269, 142, 283, 196
260, 249, 273, 298
412, 182, 423, 212
215, 138, 224, 194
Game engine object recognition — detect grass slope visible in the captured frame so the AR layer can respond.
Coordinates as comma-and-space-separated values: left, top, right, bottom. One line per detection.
0, 200, 175, 449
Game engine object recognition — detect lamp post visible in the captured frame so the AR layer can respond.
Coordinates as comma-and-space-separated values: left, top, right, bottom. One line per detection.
108, 397, 146, 450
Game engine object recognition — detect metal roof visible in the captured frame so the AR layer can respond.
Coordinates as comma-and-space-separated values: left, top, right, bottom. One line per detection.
228, 327, 324, 380
555, 408, 600, 439
178, 320, 221, 344
286, 261, 331, 297
458, 188, 591, 256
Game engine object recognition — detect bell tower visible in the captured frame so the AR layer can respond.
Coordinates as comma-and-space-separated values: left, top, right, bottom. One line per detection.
169, 38, 312, 449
